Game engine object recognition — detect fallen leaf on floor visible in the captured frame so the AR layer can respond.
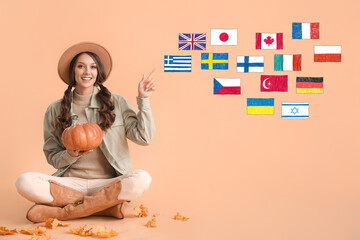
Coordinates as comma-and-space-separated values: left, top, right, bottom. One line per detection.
70, 225, 93, 236
45, 218, 69, 229
20, 226, 46, 235
0, 226, 17, 235
146, 215, 158, 228
134, 204, 149, 217
30, 233, 51, 240
174, 212, 190, 221
95, 225, 118, 238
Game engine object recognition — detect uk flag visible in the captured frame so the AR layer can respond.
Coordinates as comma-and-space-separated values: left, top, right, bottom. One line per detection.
179, 33, 206, 50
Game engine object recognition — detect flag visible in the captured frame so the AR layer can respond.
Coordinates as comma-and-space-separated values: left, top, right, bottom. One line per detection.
282, 102, 309, 119
164, 55, 191, 72
247, 98, 274, 115
210, 29, 237, 45
178, 33, 206, 50
314, 46, 342, 62
214, 78, 241, 95
274, 54, 301, 71
256, 33, 283, 50
261, 75, 288, 92
296, 77, 323, 94
237, 56, 264, 73
292, 22, 319, 39
201, 53, 228, 70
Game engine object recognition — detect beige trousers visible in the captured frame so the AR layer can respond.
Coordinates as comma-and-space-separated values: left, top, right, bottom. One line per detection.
15, 170, 151, 204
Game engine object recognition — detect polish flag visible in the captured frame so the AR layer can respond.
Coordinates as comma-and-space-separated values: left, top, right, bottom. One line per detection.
256, 33, 283, 50
211, 29, 238, 46
314, 46, 341, 62
214, 78, 241, 95
260, 75, 288, 92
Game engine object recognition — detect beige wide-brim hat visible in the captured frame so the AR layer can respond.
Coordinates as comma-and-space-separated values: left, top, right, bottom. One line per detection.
58, 42, 112, 85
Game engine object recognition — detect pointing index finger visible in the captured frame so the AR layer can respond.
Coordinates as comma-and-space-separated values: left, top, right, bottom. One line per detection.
146, 69, 156, 81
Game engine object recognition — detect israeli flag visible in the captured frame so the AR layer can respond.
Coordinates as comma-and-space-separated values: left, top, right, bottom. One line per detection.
282, 102, 309, 119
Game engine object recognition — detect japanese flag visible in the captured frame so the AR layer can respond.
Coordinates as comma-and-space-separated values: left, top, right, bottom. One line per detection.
211, 29, 238, 46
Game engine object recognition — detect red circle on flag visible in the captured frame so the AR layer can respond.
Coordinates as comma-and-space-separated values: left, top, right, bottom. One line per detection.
219, 32, 229, 42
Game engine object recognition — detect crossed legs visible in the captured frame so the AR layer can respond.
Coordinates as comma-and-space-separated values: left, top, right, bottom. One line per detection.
15, 170, 152, 222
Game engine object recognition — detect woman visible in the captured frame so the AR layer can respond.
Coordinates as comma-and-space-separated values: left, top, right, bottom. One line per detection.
15, 42, 156, 223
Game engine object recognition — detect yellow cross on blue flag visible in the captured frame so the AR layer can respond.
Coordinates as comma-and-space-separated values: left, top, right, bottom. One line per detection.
201, 53, 228, 70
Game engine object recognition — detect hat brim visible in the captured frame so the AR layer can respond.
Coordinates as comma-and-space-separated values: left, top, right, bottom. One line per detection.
58, 42, 112, 85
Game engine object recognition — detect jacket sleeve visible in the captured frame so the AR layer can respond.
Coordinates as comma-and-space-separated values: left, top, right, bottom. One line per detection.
120, 96, 155, 146
43, 104, 80, 169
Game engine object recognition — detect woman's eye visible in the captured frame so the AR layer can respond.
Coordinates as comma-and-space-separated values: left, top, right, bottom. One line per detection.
77, 65, 83, 68
91, 66, 97, 69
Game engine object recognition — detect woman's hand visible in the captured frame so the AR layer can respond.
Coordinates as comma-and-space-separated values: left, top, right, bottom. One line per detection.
138, 69, 156, 98
67, 149, 93, 157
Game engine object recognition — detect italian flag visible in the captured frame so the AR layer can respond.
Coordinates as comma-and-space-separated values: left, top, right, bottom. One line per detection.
274, 54, 301, 71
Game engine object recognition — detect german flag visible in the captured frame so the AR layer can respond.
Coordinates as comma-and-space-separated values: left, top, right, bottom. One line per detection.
296, 77, 323, 94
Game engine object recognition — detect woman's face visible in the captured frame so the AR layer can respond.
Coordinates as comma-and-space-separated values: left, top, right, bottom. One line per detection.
74, 53, 98, 94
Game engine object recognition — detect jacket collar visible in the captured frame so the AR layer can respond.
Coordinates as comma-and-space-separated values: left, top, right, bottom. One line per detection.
88, 86, 101, 109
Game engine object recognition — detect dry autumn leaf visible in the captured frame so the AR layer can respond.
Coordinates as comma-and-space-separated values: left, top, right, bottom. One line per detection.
174, 212, 189, 221
70, 225, 93, 236
20, 226, 46, 235
146, 217, 158, 228
45, 218, 69, 229
134, 204, 148, 217
30, 233, 51, 240
0, 226, 17, 235
95, 225, 118, 238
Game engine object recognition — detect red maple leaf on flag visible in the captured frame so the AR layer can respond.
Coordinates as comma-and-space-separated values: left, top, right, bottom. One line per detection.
264, 36, 274, 46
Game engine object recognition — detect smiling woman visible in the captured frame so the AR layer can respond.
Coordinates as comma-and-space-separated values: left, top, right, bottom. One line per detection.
73, 53, 99, 95
14, 42, 156, 223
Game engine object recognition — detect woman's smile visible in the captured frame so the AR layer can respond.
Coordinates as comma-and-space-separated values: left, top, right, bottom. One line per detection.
74, 53, 98, 95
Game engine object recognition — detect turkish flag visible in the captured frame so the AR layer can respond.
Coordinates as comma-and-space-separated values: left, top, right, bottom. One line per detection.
261, 75, 288, 92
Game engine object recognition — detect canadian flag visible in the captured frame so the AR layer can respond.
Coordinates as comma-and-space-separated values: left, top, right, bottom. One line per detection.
211, 29, 238, 46
256, 33, 283, 50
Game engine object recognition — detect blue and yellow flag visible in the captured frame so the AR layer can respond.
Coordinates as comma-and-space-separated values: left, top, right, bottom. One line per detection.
247, 98, 274, 115
201, 53, 228, 70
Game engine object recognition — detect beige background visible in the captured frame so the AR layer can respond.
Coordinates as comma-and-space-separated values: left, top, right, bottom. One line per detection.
1, 0, 360, 239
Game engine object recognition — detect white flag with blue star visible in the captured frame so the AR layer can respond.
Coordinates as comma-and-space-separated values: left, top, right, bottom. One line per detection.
282, 102, 309, 119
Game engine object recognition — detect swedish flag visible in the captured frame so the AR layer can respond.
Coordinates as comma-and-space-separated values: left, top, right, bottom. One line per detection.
201, 53, 228, 70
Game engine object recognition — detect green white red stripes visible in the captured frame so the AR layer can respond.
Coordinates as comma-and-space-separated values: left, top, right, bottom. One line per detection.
274, 54, 301, 71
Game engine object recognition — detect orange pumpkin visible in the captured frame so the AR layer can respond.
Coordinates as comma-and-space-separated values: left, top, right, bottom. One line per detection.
61, 123, 103, 151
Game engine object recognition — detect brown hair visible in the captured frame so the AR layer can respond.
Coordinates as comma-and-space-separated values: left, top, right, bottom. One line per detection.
54, 52, 115, 135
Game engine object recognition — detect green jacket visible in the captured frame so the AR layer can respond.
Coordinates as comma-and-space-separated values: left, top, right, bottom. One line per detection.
43, 87, 155, 177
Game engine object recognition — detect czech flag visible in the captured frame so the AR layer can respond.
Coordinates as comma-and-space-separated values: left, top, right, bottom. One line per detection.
314, 46, 342, 62
213, 78, 241, 95
296, 77, 323, 94
292, 22, 319, 39
247, 98, 274, 115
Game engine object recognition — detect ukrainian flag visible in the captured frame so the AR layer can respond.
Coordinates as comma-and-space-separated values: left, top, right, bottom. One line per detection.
201, 53, 228, 70
247, 98, 274, 115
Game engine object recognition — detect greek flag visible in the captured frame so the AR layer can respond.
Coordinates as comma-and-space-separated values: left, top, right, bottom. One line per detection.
164, 55, 191, 72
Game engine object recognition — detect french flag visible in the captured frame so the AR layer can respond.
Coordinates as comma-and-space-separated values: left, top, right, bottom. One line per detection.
214, 78, 241, 95
292, 22, 319, 39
